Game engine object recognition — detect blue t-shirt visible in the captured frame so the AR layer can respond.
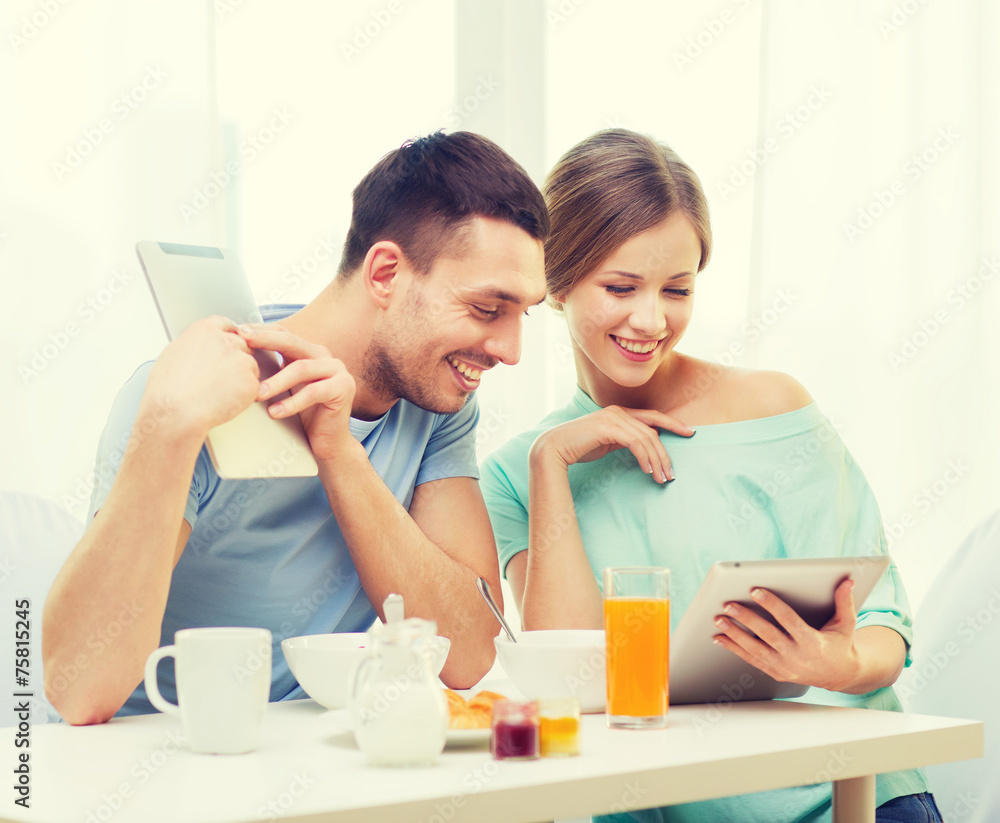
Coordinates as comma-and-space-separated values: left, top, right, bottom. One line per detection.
480, 386, 927, 822
89, 306, 480, 716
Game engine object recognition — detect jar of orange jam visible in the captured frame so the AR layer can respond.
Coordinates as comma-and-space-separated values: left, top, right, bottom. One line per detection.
538, 697, 580, 757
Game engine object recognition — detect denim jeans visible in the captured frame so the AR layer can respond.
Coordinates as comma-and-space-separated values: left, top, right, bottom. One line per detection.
876, 793, 943, 823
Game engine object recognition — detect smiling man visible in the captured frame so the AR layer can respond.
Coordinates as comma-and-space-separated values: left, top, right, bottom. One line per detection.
43, 132, 548, 724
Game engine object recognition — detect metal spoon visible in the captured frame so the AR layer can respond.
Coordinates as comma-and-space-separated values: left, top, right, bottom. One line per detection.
476, 577, 517, 643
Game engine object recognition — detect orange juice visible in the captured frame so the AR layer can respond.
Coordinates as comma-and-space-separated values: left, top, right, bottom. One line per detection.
604, 597, 670, 719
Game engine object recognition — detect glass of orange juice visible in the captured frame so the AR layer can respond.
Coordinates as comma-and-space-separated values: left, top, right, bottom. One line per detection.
603, 566, 670, 729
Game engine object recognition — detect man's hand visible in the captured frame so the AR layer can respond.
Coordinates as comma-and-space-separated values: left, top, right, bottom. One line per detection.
238, 324, 356, 461
143, 316, 262, 437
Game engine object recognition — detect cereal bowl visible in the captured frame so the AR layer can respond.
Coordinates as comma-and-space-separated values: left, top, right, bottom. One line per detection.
282, 632, 450, 710
494, 629, 606, 713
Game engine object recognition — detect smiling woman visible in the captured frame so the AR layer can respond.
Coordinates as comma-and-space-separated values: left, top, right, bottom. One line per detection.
480, 128, 939, 822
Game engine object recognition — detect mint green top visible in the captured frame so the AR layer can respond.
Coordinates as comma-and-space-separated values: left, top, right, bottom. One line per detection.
481, 387, 927, 822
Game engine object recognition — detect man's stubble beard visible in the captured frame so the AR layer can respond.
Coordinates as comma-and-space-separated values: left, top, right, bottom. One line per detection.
359, 289, 469, 415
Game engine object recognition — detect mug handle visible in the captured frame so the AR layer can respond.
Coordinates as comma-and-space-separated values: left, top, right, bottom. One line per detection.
144, 645, 180, 716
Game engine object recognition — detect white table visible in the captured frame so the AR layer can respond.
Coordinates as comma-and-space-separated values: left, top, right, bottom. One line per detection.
1, 697, 981, 823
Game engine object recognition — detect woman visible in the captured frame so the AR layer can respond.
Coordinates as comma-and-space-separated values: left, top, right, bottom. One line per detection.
480, 129, 941, 823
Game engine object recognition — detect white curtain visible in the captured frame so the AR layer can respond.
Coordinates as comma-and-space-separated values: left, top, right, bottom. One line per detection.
476, 0, 1000, 608
747, 1, 1000, 605
3, 0, 996, 611
1, 0, 456, 518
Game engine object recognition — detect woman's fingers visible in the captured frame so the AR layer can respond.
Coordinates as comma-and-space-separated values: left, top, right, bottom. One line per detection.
826, 578, 858, 631
628, 408, 696, 438
621, 407, 695, 480
605, 407, 673, 482
713, 583, 861, 688
535, 404, 691, 484
711, 621, 781, 676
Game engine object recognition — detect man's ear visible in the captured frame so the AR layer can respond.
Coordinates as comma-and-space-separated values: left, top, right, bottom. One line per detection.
361, 241, 406, 309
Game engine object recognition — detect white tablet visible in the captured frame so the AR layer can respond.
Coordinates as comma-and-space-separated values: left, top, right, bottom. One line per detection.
669, 555, 892, 705
136, 241, 318, 479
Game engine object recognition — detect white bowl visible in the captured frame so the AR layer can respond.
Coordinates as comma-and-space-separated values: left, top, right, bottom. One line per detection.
495, 629, 606, 713
281, 632, 450, 710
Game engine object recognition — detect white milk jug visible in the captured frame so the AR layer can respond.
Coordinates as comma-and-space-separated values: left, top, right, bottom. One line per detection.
349, 617, 448, 766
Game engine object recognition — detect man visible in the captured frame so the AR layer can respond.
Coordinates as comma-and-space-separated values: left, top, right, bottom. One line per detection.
43, 131, 549, 725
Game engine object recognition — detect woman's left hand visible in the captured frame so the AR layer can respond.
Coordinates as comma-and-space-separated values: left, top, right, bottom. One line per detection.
711, 579, 863, 693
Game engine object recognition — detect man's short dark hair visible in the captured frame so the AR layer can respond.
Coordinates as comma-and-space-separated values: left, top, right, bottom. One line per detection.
338, 131, 549, 276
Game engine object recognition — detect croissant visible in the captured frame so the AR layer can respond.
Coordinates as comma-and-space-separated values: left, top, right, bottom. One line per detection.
444, 688, 505, 730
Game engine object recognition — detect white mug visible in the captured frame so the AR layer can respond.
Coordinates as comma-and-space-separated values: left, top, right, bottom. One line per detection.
144, 627, 272, 754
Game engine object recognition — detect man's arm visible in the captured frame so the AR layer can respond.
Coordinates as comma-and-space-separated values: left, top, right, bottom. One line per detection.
320, 461, 502, 688
42, 317, 262, 724
245, 324, 501, 687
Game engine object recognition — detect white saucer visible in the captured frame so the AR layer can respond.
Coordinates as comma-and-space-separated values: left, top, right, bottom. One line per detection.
446, 727, 491, 748
319, 708, 490, 749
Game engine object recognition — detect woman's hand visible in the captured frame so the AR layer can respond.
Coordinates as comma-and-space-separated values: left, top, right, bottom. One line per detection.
529, 405, 694, 483
711, 579, 904, 694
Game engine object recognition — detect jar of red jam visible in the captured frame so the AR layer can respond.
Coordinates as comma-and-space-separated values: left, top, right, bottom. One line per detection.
491, 700, 539, 761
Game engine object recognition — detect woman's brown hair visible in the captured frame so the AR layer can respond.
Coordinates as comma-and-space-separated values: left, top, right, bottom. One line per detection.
543, 129, 712, 307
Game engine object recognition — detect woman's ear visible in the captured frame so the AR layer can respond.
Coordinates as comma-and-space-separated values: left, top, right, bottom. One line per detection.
361, 241, 405, 309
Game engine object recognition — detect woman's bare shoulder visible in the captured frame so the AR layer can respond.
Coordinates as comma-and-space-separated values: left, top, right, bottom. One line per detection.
726, 368, 814, 418
677, 358, 813, 422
